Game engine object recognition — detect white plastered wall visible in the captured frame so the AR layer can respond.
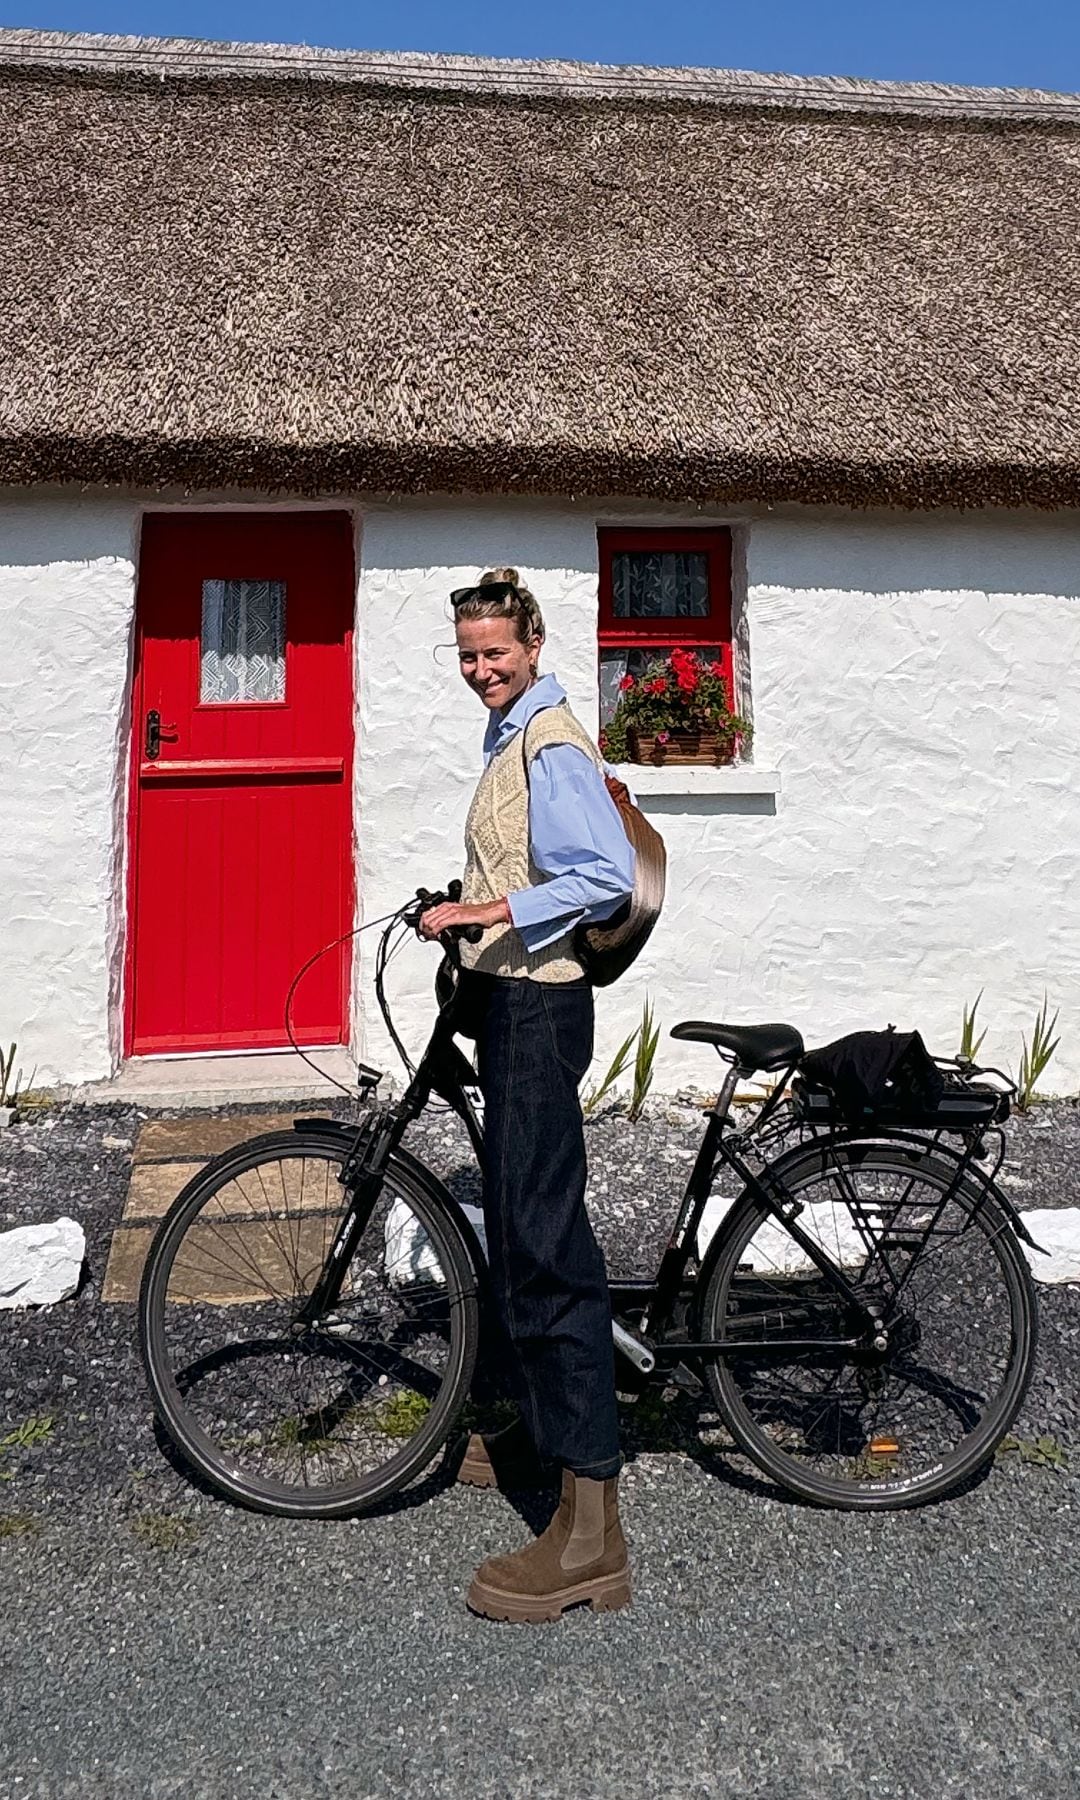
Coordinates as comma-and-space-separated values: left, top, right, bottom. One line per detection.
2, 490, 1079, 1092
0, 492, 140, 1085
355, 500, 1080, 1093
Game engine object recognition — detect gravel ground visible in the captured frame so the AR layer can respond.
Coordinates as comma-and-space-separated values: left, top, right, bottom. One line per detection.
1, 1095, 1079, 1798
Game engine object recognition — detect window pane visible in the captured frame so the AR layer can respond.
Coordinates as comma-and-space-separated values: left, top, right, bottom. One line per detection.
599, 644, 723, 725
611, 550, 709, 619
200, 579, 286, 703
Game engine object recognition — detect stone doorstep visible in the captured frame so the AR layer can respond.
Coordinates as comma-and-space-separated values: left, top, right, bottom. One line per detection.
72, 1049, 357, 1111
123, 1162, 207, 1221
104, 1109, 333, 1302
134, 1111, 330, 1164
101, 1226, 155, 1305
103, 1214, 341, 1306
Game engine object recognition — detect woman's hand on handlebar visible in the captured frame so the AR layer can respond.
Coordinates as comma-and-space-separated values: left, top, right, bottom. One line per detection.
418, 897, 511, 941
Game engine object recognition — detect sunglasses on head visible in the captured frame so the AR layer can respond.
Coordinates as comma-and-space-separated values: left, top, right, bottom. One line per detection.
449, 581, 520, 608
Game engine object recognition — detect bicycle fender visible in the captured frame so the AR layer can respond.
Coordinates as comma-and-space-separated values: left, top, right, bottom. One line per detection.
695, 1130, 1044, 1312
292, 1117, 490, 1274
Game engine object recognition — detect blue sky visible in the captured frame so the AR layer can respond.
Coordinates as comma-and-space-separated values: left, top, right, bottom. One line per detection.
5, 0, 1080, 92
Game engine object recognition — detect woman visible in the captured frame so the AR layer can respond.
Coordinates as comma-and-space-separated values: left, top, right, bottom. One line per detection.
420, 567, 636, 1623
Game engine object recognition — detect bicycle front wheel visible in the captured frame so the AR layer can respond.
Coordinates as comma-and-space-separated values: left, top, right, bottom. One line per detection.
697, 1141, 1037, 1510
140, 1129, 481, 1517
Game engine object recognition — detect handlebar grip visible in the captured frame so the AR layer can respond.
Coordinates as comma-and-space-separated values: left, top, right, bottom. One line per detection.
460, 924, 483, 944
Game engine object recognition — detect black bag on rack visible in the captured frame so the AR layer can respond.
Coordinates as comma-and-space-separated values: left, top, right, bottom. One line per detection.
800, 1027, 945, 1121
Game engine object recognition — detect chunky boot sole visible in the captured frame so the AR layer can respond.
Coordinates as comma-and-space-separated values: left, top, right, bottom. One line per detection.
457, 1448, 499, 1489
466, 1565, 632, 1623
455, 1433, 548, 1491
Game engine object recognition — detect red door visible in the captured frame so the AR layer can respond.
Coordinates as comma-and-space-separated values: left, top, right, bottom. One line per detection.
127, 512, 355, 1055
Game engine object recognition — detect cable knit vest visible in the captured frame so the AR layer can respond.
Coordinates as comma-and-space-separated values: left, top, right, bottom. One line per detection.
459, 701, 604, 982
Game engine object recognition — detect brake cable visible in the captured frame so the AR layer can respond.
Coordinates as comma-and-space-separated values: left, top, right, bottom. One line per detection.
284, 905, 409, 1098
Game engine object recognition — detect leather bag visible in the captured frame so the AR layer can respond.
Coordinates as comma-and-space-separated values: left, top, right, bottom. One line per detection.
521, 714, 666, 988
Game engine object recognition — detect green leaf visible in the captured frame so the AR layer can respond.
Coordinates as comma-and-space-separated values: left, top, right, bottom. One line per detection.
583, 1027, 639, 1115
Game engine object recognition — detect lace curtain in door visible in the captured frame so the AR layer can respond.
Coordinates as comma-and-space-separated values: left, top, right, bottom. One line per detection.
200, 579, 286, 703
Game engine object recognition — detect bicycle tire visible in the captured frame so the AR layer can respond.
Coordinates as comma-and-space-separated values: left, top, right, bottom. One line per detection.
139, 1129, 481, 1518
695, 1140, 1037, 1510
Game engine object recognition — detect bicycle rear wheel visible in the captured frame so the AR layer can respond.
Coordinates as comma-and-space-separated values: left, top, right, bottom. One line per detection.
140, 1129, 481, 1517
697, 1141, 1037, 1509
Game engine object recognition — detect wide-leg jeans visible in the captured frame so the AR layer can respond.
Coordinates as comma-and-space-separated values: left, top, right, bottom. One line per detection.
472, 974, 622, 1479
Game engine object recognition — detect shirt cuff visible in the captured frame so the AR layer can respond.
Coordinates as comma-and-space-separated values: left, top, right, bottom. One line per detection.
507, 886, 585, 951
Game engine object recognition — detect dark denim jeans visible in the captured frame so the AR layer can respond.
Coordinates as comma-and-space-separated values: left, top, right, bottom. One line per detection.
471, 974, 621, 1480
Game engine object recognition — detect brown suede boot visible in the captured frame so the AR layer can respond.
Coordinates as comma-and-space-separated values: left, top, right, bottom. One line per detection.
467, 1471, 631, 1622
457, 1416, 546, 1490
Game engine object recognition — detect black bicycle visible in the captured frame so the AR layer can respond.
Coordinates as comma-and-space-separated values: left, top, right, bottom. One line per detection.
139, 888, 1039, 1517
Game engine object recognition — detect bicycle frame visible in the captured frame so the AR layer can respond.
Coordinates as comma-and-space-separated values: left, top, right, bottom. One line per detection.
295, 953, 889, 1367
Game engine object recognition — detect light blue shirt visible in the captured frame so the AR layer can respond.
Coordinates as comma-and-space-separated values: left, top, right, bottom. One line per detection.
481, 674, 637, 952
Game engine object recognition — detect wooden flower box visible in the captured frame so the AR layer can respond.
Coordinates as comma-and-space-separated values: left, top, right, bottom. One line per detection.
628, 729, 736, 767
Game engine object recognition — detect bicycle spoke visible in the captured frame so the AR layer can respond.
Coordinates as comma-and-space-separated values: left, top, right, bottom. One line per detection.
704, 1143, 1032, 1504
149, 1142, 472, 1506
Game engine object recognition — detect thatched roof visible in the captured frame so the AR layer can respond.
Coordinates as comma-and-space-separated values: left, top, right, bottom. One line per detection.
4, 27, 1080, 507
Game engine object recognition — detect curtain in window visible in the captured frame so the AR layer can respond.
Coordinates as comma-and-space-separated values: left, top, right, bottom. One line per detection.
611, 551, 709, 619
200, 579, 286, 703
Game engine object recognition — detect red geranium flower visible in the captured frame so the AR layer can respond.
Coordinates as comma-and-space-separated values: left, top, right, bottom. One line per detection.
668, 647, 701, 693
647, 677, 668, 696
709, 660, 726, 679
618, 674, 636, 692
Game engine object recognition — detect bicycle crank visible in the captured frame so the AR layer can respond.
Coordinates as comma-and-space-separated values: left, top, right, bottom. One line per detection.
612, 1320, 656, 1375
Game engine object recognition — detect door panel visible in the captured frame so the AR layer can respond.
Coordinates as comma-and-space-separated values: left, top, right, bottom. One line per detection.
128, 513, 355, 1054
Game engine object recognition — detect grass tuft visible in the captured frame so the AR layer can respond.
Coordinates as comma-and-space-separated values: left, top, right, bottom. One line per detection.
1016, 996, 1060, 1111
583, 1027, 638, 1116
0, 1416, 55, 1454
995, 1433, 1069, 1471
130, 1512, 200, 1550
0, 1513, 42, 1539
958, 991, 987, 1065
628, 998, 660, 1123
372, 1390, 432, 1438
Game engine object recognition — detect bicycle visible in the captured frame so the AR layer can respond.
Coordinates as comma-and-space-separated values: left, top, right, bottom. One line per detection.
139, 887, 1039, 1517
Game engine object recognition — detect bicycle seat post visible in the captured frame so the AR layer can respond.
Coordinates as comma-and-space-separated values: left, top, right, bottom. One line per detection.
711, 1057, 744, 1126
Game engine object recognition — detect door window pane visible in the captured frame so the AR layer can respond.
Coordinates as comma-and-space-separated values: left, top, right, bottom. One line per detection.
200, 579, 286, 703
611, 551, 709, 619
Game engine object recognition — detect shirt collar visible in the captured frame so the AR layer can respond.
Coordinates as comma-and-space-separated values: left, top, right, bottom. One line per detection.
482, 673, 567, 763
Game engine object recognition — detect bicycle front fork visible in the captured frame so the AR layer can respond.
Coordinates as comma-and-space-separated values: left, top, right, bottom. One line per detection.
292, 1110, 402, 1328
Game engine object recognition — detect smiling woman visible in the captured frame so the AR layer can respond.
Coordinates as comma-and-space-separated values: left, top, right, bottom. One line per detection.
419, 563, 636, 1623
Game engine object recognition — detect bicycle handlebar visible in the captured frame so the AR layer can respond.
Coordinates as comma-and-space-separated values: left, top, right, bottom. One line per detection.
410, 882, 484, 946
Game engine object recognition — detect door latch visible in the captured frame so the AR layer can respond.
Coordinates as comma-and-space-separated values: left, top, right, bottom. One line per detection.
144, 710, 179, 760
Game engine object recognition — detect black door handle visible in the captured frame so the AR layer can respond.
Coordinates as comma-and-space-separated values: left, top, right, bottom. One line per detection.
144, 710, 179, 760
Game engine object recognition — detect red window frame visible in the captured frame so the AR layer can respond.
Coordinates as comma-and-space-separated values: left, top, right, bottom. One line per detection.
597, 527, 734, 699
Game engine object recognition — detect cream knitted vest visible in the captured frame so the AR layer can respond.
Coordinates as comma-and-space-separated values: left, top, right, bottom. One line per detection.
459, 702, 604, 982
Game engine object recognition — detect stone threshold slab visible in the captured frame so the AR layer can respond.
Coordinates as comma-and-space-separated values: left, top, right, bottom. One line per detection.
73, 1051, 357, 1110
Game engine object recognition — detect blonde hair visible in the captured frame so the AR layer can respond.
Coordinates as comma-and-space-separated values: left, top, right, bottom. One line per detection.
454, 567, 546, 646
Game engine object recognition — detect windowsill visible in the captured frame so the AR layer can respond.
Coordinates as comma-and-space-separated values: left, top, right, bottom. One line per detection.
615, 763, 781, 798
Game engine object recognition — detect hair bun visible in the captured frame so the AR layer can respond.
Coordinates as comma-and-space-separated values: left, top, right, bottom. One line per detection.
480, 565, 520, 588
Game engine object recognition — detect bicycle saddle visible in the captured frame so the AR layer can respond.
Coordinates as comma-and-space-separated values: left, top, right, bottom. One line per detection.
670, 1021, 805, 1071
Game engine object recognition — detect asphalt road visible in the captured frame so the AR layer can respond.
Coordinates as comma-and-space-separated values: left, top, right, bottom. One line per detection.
1, 1455, 1077, 1799
1, 1098, 1079, 1798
